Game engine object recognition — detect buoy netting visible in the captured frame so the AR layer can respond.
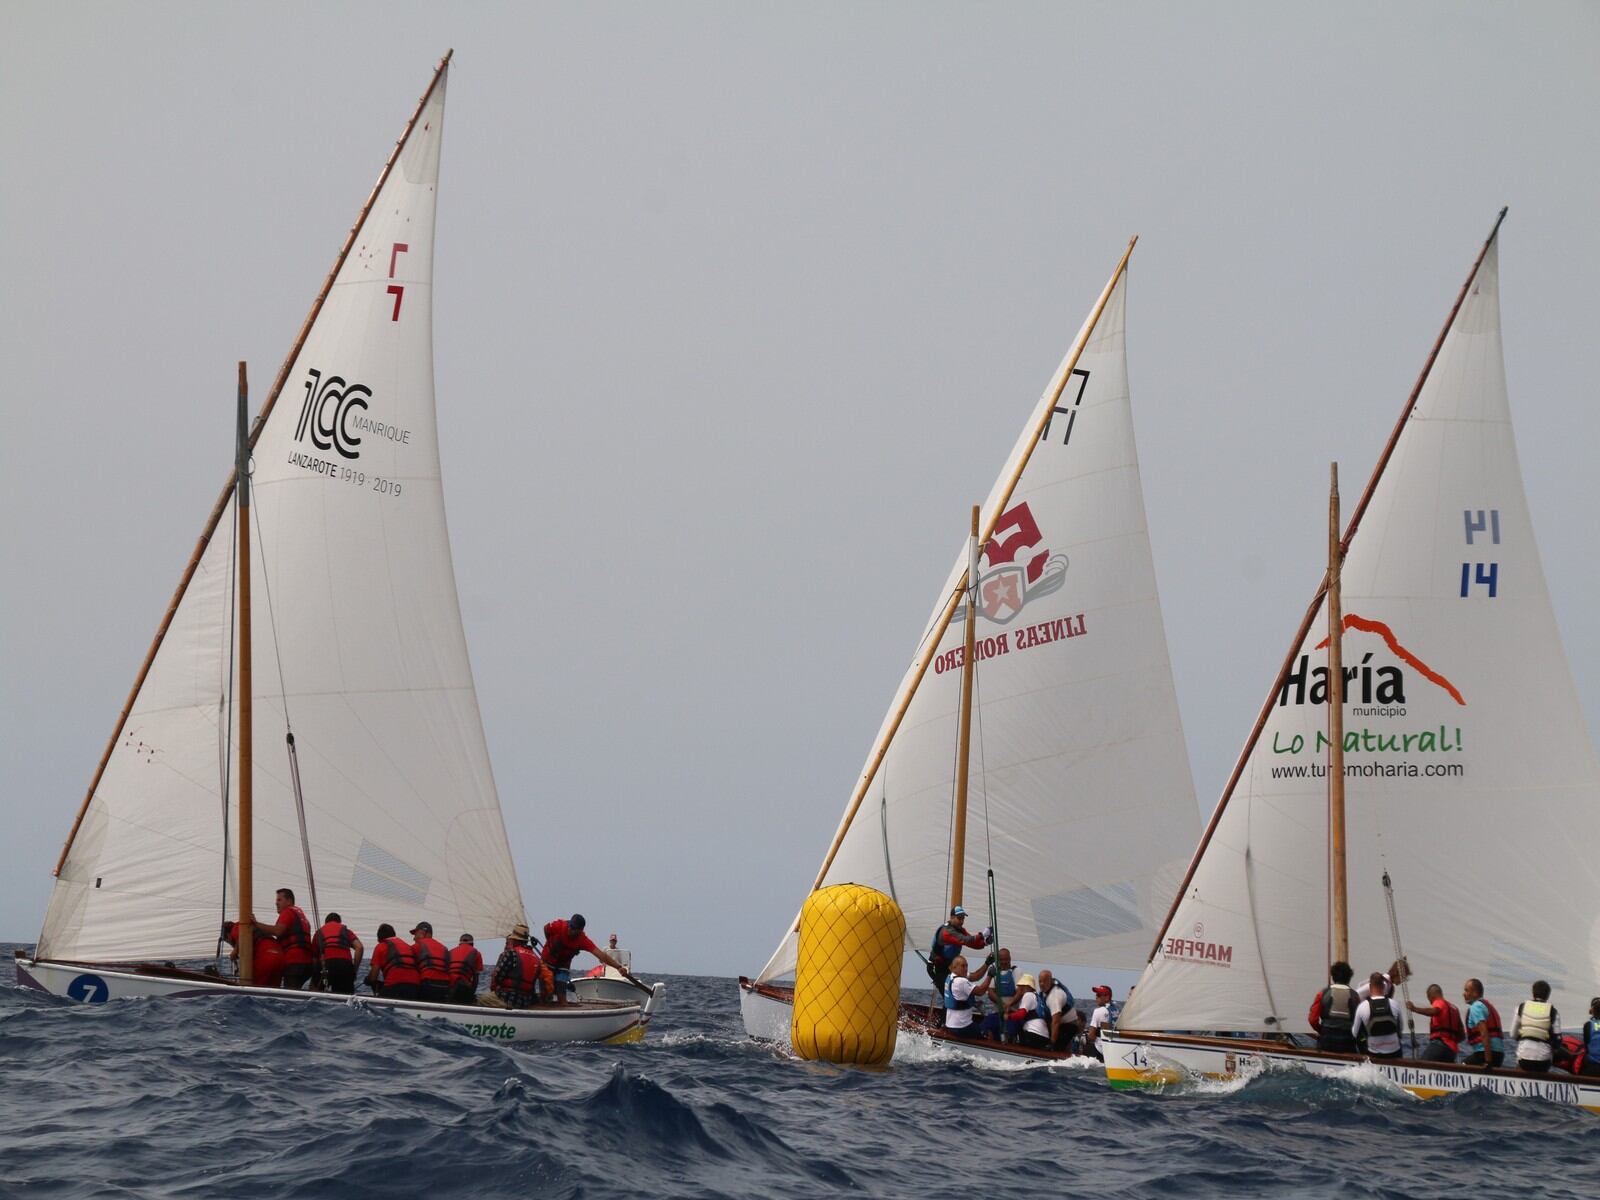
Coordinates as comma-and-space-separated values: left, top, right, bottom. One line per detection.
790, 884, 905, 1065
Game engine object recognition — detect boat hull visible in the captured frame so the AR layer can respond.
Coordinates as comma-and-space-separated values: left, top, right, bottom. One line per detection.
16, 957, 654, 1045
738, 977, 1106, 1070
1103, 1030, 1600, 1112
571, 973, 659, 1006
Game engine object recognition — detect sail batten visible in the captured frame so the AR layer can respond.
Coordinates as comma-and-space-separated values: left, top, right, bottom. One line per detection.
758, 247, 1201, 983
40, 55, 526, 964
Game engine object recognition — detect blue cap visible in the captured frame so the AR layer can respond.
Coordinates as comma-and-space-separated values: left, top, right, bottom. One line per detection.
951, 906, 968, 917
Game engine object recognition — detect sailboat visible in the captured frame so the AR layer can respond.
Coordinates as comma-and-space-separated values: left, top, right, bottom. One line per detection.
14, 54, 661, 1045
1104, 212, 1600, 1112
740, 241, 1204, 1063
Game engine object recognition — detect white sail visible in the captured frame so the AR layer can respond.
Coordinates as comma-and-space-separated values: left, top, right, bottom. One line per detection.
759, 261, 1200, 982
1123, 234, 1600, 1033
40, 62, 528, 963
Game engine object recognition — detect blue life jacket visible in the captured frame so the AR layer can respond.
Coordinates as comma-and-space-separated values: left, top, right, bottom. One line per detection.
997, 967, 1015, 1001
1102, 1000, 1122, 1029
1586, 1019, 1600, 1060
1042, 981, 1077, 1022
944, 974, 974, 1012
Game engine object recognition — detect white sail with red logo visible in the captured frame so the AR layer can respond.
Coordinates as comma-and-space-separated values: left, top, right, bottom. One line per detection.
36, 55, 529, 965
756, 242, 1202, 982
1120, 215, 1600, 1034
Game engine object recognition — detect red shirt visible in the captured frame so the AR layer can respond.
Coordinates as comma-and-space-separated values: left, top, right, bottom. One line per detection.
541, 920, 599, 969
372, 937, 420, 987
274, 905, 314, 966
1429, 997, 1465, 1052
448, 945, 484, 986
413, 936, 452, 984
313, 921, 356, 962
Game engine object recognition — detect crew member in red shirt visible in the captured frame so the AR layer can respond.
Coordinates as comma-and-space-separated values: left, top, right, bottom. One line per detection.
541, 914, 631, 1004
313, 912, 364, 995
447, 934, 484, 1006
1407, 982, 1465, 1062
411, 921, 452, 1003
221, 919, 285, 988
258, 887, 315, 989
366, 922, 422, 1000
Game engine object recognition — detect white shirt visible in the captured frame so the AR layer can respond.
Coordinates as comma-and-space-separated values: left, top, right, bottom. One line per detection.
1013, 991, 1049, 1039
1513, 1003, 1559, 1063
1089, 1003, 1114, 1030
1353, 996, 1403, 1055
945, 976, 977, 1030
1043, 986, 1076, 1023
1355, 974, 1394, 1003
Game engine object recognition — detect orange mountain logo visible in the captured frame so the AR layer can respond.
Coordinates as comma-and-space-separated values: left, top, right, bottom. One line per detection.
1279, 613, 1465, 707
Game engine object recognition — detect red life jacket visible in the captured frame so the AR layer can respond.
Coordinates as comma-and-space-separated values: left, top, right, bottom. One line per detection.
448, 945, 483, 987
313, 921, 355, 962
1430, 999, 1466, 1052
279, 905, 314, 966
541, 921, 589, 969
414, 937, 452, 984
224, 921, 285, 986
493, 944, 544, 1005
376, 937, 420, 987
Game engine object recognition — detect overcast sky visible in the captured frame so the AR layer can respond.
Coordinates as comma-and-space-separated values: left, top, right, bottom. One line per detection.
4, 2, 1597, 979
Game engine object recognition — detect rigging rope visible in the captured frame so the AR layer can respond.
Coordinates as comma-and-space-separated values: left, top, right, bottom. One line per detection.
879, 762, 926, 964
251, 493, 319, 926
1381, 868, 1418, 1055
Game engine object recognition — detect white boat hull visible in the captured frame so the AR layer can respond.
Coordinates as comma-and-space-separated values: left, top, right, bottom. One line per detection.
16, 957, 656, 1045
1103, 1031, 1600, 1112
738, 977, 1105, 1070
570, 971, 661, 1006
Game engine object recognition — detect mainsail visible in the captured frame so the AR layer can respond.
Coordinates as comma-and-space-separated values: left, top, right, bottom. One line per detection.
1122, 219, 1600, 1033
758, 247, 1201, 982
39, 57, 528, 963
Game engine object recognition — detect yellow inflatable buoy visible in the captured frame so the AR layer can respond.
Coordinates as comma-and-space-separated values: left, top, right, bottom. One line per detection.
790, 884, 905, 1065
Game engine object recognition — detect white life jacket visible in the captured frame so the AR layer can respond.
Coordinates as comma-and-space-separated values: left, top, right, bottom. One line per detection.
1517, 1000, 1555, 1044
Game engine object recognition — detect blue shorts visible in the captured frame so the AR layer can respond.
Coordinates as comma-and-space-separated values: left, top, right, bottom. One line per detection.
553, 968, 571, 991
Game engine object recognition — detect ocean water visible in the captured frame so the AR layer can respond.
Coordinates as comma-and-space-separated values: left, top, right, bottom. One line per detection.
2, 950, 1593, 1198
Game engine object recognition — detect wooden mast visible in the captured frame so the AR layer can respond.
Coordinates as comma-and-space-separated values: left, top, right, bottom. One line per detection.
1144, 209, 1508, 962
948, 505, 981, 911
52, 52, 454, 879
1326, 463, 1348, 964
803, 237, 1137, 898
236, 362, 255, 987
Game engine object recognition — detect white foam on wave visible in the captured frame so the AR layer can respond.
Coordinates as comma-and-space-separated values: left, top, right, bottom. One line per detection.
1170, 1050, 1419, 1101
891, 1030, 1106, 1074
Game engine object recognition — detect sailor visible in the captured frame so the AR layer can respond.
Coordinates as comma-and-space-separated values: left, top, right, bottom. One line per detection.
924, 906, 991, 1022
1355, 957, 1410, 1002
941, 954, 992, 1041
221, 919, 285, 988
312, 912, 364, 995
540, 914, 631, 1004
1310, 961, 1361, 1053
1510, 979, 1560, 1074
1461, 978, 1506, 1068
1004, 975, 1051, 1049
411, 921, 452, 1004
1353, 972, 1404, 1059
447, 934, 484, 1006
489, 922, 551, 1008
1083, 985, 1120, 1061
1580, 998, 1600, 1078
978, 948, 1017, 1041
1037, 970, 1081, 1053
258, 888, 315, 990
1406, 983, 1464, 1062
366, 922, 422, 1000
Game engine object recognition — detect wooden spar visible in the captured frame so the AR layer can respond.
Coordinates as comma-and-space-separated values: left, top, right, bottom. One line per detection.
236, 362, 255, 987
51, 51, 454, 879
1144, 207, 1509, 961
803, 236, 1137, 898
1326, 463, 1348, 964
948, 506, 980, 911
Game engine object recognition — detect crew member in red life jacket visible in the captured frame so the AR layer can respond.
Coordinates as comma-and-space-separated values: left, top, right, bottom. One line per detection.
410, 921, 452, 1004
312, 912, 364, 995
1462, 977, 1506, 1068
447, 934, 484, 1006
540, 914, 631, 1004
489, 923, 552, 1008
257, 887, 315, 989
1406, 983, 1465, 1062
221, 919, 286, 989
366, 922, 422, 1000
